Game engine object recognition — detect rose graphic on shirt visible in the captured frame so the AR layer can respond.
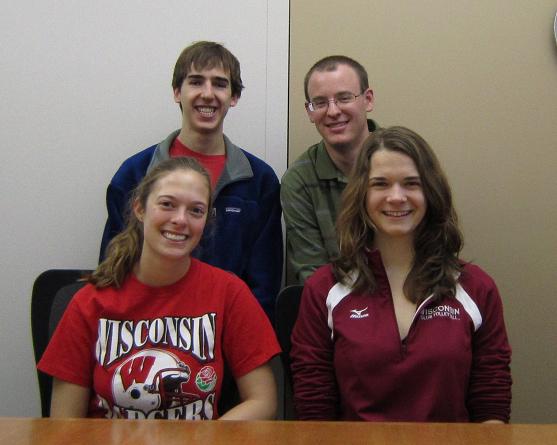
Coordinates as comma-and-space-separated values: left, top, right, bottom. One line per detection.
195, 366, 217, 392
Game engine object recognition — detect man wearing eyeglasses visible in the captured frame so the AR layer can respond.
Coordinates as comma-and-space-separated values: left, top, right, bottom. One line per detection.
281, 55, 377, 284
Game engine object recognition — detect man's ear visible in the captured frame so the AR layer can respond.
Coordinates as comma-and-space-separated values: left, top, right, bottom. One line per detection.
230, 94, 239, 108
305, 103, 315, 123
173, 87, 181, 104
133, 199, 144, 222
364, 88, 375, 112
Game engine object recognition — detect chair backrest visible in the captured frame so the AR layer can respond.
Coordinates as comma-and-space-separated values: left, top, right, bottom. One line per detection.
31, 269, 91, 417
274, 284, 303, 419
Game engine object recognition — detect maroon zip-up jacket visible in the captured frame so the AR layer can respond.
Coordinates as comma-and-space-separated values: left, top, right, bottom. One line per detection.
291, 250, 512, 422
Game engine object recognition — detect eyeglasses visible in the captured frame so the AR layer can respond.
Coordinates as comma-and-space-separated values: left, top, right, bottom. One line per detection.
306, 92, 364, 113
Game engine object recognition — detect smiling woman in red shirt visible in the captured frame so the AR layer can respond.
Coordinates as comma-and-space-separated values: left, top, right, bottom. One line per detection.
39, 157, 280, 421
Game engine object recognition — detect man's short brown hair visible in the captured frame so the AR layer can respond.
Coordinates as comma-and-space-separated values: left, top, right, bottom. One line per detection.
172, 41, 244, 98
304, 55, 369, 101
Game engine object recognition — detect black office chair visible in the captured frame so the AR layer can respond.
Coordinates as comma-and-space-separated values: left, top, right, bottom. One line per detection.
31, 269, 91, 417
275, 284, 303, 419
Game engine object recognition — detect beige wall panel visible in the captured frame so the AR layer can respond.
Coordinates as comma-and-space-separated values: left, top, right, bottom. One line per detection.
290, 0, 557, 423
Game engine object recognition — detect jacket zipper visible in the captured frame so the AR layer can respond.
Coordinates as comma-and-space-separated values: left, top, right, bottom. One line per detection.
400, 294, 435, 358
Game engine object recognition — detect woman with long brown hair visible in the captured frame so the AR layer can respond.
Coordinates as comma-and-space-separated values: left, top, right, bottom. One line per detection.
39, 157, 279, 420
291, 126, 511, 422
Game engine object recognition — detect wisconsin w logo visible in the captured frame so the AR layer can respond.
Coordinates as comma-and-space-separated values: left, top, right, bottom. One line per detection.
120, 355, 155, 391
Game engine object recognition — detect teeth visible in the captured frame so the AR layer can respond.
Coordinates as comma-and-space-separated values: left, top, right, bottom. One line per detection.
197, 106, 216, 116
384, 211, 411, 217
163, 231, 187, 241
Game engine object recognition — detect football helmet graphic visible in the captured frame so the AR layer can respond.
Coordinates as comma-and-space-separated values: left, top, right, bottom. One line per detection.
112, 349, 199, 412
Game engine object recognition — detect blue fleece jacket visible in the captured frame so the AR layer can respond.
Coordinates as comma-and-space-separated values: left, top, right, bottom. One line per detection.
100, 130, 283, 320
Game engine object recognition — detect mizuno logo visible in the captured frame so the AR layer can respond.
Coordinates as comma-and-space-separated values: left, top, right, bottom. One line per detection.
350, 307, 369, 319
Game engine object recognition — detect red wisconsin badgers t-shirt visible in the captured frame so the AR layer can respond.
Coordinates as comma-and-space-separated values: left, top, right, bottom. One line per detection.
38, 259, 280, 420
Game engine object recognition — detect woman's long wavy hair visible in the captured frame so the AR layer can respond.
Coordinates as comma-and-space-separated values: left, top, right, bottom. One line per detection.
89, 157, 212, 288
334, 126, 463, 303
